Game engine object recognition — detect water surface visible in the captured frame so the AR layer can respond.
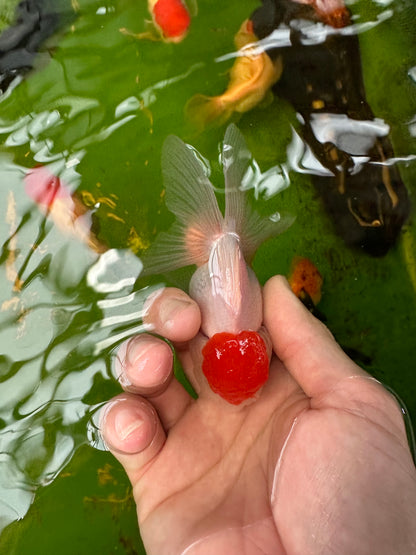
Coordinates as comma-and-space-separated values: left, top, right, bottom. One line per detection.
0, 0, 415, 553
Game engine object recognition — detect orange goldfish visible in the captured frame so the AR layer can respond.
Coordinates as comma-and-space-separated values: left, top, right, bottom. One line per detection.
24, 165, 106, 253
185, 19, 283, 130
288, 256, 323, 306
121, 0, 192, 43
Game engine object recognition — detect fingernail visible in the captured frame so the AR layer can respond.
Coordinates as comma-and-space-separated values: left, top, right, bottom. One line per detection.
125, 335, 155, 367
159, 297, 192, 329
115, 407, 144, 441
142, 288, 164, 316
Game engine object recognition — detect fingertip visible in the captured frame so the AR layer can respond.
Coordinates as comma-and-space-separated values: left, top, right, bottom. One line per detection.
144, 287, 201, 342
99, 394, 166, 486
100, 394, 158, 455
264, 274, 293, 297
115, 334, 174, 395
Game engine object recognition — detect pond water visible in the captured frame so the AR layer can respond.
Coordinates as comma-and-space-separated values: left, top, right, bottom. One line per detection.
0, 0, 415, 553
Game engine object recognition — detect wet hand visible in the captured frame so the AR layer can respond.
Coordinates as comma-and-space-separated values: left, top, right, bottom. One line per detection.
100, 276, 416, 555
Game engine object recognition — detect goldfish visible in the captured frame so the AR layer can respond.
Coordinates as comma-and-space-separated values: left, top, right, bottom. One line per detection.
288, 256, 323, 307
185, 19, 283, 131
24, 165, 107, 253
142, 124, 293, 404
120, 0, 192, 44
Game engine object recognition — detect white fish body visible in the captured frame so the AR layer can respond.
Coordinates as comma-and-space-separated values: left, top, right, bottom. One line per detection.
142, 124, 292, 337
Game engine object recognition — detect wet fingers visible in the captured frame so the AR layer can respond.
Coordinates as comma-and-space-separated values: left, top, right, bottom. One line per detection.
143, 287, 201, 345
100, 393, 166, 487
114, 333, 193, 429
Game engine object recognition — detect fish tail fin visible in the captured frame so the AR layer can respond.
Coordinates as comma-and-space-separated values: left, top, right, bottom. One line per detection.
141, 135, 224, 276
185, 93, 235, 132
222, 124, 294, 260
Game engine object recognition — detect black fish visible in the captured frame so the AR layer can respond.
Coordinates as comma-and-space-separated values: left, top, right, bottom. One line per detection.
0, 0, 74, 93
251, 0, 410, 256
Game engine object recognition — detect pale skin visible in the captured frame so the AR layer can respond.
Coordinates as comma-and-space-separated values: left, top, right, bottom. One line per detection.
100, 275, 416, 555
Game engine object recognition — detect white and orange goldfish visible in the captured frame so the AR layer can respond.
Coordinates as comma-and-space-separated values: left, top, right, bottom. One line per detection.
143, 125, 292, 403
185, 20, 283, 131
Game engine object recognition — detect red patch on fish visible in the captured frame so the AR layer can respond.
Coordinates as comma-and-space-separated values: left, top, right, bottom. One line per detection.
153, 0, 191, 40
202, 331, 269, 405
320, 7, 350, 28
24, 165, 71, 208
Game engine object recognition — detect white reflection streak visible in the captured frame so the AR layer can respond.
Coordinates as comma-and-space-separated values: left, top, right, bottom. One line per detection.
98, 310, 144, 328
93, 323, 148, 354
370, 154, 416, 167
139, 62, 204, 108
216, 10, 394, 63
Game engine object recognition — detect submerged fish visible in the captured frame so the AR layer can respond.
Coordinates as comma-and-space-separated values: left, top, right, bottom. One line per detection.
250, 0, 410, 255
288, 256, 323, 306
121, 0, 192, 44
24, 165, 106, 253
0, 0, 75, 93
143, 124, 293, 404
185, 19, 282, 130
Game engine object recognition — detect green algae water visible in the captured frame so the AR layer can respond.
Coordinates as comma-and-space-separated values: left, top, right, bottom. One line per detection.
0, 0, 415, 553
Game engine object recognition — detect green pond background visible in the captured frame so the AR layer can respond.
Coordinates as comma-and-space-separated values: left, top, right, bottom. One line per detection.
0, 0, 415, 553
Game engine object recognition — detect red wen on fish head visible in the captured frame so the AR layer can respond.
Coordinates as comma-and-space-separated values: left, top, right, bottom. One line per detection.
202, 331, 269, 405
153, 0, 191, 41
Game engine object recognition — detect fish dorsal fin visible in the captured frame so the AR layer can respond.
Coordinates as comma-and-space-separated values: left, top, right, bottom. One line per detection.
141, 135, 223, 276
222, 123, 294, 261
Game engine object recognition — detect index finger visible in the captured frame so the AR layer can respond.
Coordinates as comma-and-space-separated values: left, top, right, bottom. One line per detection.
263, 275, 367, 399
143, 287, 202, 345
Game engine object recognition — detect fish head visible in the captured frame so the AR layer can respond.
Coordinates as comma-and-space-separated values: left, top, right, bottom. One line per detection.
189, 232, 262, 337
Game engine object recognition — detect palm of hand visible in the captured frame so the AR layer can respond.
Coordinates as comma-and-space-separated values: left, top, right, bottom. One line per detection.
101, 277, 416, 555
136, 355, 307, 555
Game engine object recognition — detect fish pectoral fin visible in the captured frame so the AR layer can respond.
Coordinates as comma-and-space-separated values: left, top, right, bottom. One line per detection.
120, 22, 161, 42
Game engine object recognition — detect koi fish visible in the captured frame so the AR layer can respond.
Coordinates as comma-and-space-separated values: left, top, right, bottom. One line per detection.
120, 0, 192, 44
288, 256, 323, 306
185, 19, 283, 131
24, 165, 107, 253
142, 124, 293, 404
250, 0, 410, 255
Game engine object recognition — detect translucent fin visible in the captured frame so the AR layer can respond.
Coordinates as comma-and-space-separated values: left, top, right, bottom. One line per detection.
140, 221, 196, 276
185, 0, 198, 17
222, 123, 252, 227
185, 93, 235, 132
222, 124, 294, 260
141, 135, 223, 276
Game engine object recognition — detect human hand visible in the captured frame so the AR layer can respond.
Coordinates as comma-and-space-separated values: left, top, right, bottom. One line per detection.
100, 275, 416, 555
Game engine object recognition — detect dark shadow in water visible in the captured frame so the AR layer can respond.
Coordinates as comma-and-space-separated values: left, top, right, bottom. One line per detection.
0, 0, 75, 93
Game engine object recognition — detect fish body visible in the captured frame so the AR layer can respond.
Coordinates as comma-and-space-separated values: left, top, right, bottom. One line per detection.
288, 256, 323, 306
149, 0, 191, 42
24, 165, 106, 253
143, 125, 292, 403
185, 19, 282, 130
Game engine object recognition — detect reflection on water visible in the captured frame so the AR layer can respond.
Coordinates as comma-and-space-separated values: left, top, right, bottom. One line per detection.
0, 0, 415, 547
